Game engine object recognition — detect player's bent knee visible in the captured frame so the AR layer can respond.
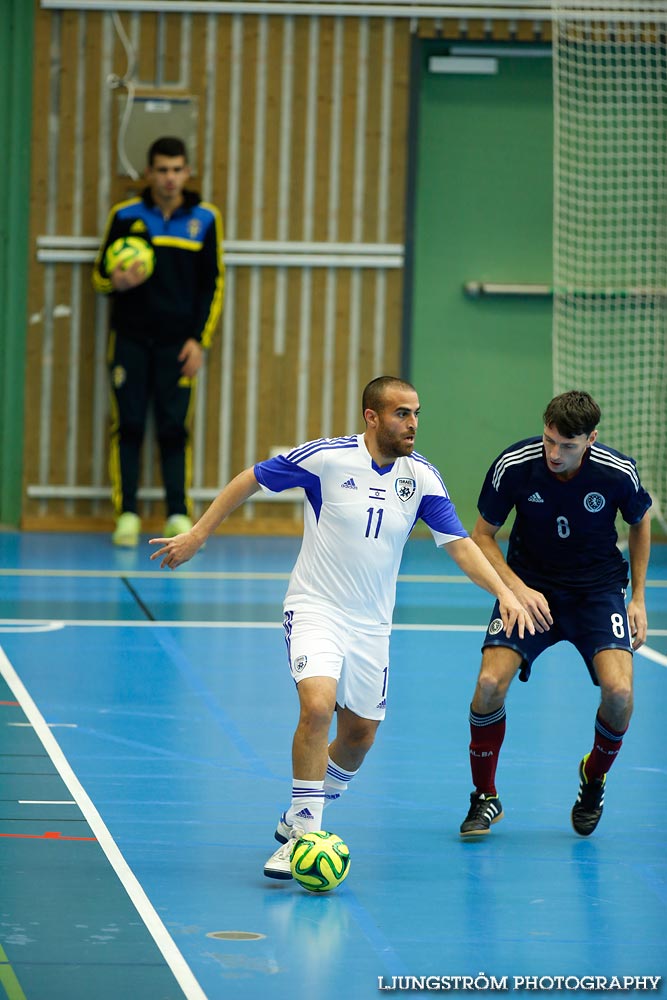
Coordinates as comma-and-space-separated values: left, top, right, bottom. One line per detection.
475, 670, 509, 707
477, 647, 521, 694
601, 683, 633, 715
297, 687, 337, 732
344, 722, 378, 754
300, 698, 335, 727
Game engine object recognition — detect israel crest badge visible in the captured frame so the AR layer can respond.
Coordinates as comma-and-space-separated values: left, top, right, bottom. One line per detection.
395, 478, 416, 502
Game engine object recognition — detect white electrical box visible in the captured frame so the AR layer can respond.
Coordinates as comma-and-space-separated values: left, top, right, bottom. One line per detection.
116, 95, 199, 177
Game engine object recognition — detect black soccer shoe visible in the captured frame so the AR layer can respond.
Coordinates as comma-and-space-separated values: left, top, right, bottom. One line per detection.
460, 792, 504, 837
571, 755, 606, 837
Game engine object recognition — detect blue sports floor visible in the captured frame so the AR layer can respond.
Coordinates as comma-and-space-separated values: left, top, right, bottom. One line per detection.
0, 531, 665, 1000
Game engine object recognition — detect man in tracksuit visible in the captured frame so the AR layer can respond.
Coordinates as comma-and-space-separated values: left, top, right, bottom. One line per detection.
93, 136, 224, 547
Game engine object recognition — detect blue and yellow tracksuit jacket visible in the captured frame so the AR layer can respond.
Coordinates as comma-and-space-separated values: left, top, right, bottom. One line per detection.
92, 188, 224, 348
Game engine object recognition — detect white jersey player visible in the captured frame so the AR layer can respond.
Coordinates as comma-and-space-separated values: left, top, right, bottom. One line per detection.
150, 376, 533, 881
256, 432, 468, 632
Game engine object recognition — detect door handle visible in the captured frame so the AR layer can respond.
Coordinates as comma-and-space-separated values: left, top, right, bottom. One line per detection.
464, 281, 552, 298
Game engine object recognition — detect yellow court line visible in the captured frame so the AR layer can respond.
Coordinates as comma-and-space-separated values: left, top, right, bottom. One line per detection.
0, 944, 28, 1000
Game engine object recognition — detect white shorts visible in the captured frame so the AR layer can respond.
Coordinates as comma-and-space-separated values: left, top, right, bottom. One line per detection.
283, 608, 390, 721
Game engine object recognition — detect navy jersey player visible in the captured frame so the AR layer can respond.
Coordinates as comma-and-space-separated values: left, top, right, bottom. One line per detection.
150, 376, 533, 879
460, 391, 652, 839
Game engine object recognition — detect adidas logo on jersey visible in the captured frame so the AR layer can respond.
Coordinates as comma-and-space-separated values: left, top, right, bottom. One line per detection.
341, 478, 357, 489
376, 698, 386, 710
528, 492, 544, 503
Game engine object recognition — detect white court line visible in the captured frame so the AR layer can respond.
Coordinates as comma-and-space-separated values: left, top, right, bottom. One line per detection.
0, 620, 501, 631
8, 722, 77, 728
1, 618, 667, 638
0, 622, 66, 633
0, 567, 665, 587
637, 645, 667, 668
0, 646, 208, 1000
0, 568, 290, 580
0, 619, 281, 630
19, 800, 76, 805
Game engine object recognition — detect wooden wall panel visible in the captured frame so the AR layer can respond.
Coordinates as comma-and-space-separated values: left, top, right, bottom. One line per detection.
24, 6, 410, 534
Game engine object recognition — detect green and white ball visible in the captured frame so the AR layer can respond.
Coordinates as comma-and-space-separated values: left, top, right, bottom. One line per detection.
104, 235, 155, 278
290, 831, 351, 893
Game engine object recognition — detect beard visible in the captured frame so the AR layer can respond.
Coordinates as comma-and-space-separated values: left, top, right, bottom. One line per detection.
375, 425, 415, 459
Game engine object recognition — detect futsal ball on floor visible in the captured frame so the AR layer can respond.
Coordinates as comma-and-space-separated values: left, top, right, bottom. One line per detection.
104, 235, 155, 279
290, 831, 351, 893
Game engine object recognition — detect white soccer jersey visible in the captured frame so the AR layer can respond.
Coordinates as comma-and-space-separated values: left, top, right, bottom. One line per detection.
254, 434, 467, 632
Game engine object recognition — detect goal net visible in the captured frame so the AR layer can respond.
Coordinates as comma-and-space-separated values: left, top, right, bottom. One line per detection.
552, 1, 667, 532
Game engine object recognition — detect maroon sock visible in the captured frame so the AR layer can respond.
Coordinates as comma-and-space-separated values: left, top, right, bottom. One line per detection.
585, 712, 627, 780
469, 706, 506, 795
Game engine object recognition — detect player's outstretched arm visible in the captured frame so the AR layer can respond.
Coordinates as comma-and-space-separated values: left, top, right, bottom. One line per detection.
627, 511, 651, 649
443, 536, 535, 640
149, 467, 261, 570
471, 516, 553, 633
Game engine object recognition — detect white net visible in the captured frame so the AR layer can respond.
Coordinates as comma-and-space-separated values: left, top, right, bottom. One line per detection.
552, 1, 667, 531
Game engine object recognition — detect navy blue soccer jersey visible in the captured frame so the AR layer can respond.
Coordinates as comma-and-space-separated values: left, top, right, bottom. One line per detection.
478, 436, 652, 591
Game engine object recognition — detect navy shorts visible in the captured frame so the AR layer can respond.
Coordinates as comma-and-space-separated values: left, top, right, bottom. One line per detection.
481, 585, 633, 686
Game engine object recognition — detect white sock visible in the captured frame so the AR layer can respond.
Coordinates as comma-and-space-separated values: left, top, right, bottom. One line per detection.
285, 779, 325, 832
323, 757, 358, 808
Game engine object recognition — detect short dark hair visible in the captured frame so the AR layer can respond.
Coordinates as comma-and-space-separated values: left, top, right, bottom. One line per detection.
147, 136, 188, 165
362, 376, 416, 415
543, 390, 601, 438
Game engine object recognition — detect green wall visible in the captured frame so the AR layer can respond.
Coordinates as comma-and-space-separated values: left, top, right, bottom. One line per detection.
0, 0, 34, 527
407, 41, 554, 530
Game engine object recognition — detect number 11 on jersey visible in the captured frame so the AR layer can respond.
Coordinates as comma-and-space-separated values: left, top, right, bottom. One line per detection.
365, 507, 384, 539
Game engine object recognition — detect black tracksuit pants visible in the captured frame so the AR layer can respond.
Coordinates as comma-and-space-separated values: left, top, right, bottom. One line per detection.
108, 334, 195, 518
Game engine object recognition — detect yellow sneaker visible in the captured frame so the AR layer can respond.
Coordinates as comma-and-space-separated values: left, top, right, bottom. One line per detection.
164, 514, 193, 538
112, 512, 141, 548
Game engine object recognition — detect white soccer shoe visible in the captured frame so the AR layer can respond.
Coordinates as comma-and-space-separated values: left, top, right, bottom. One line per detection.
264, 824, 303, 880
274, 812, 293, 844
